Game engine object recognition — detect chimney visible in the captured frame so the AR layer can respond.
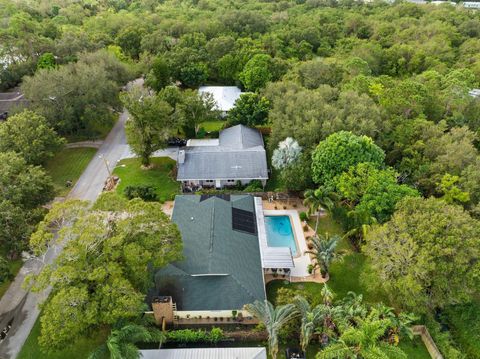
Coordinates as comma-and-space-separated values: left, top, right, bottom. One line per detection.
152, 296, 174, 325
178, 150, 185, 164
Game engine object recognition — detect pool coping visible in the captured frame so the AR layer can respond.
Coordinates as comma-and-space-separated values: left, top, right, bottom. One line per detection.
263, 213, 301, 259
263, 209, 311, 277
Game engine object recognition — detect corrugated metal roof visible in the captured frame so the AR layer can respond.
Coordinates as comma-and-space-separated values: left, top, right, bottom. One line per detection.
198, 86, 242, 112
177, 125, 268, 181
140, 347, 267, 359
151, 195, 266, 311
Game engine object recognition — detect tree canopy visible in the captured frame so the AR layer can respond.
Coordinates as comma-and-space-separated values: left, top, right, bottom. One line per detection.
364, 197, 480, 312
311, 131, 385, 189
29, 194, 183, 350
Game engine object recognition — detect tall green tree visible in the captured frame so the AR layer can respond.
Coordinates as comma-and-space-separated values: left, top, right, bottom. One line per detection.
29, 194, 183, 350
0, 110, 65, 165
336, 163, 419, 223
175, 89, 218, 138
311, 131, 385, 188
244, 300, 298, 359
227, 93, 270, 127
364, 197, 480, 312
121, 86, 174, 167
0, 151, 54, 209
240, 54, 273, 91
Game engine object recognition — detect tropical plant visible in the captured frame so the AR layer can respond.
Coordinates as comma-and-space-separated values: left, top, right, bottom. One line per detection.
88, 323, 165, 359
293, 296, 325, 352
303, 187, 337, 235
316, 316, 407, 359
339, 292, 368, 325
244, 300, 298, 359
304, 233, 343, 278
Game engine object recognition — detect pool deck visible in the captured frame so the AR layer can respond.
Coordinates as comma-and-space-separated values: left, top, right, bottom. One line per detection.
264, 209, 312, 278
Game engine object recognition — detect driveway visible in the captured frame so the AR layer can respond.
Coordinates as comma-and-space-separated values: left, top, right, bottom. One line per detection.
0, 79, 180, 359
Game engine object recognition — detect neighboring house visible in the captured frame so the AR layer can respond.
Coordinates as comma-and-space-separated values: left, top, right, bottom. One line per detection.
469, 89, 480, 98
463, 1, 480, 8
150, 195, 267, 323
198, 86, 242, 116
177, 125, 268, 190
140, 348, 267, 359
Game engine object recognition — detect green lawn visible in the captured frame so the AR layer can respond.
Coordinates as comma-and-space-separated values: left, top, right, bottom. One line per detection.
113, 157, 180, 202
199, 120, 225, 132
44, 147, 97, 196
18, 318, 108, 359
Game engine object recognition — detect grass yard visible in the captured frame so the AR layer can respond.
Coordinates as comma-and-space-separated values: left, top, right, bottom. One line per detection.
199, 120, 225, 133
44, 147, 97, 196
113, 157, 180, 202
18, 318, 108, 359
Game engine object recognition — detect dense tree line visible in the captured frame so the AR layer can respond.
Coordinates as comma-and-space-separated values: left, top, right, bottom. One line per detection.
1, 0, 480, 356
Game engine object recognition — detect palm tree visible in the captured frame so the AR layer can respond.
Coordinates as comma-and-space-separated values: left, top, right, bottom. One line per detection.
303, 187, 337, 235
339, 292, 368, 325
293, 296, 325, 352
316, 316, 407, 359
345, 209, 377, 247
321, 283, 335, 306
244, 300, 298, 359
89, 323, 165, 359
304, 233, 343, 278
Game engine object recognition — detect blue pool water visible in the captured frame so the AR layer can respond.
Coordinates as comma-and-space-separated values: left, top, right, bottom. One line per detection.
265, 215, 297, 256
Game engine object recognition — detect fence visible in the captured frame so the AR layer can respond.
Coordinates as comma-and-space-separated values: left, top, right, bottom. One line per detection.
412, 325, 444, 359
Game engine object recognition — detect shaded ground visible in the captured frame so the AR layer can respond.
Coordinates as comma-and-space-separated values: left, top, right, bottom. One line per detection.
44, 147, 98, 196
113, 157, 180, 203
17, 319, 108, 359
0, 249, 22, 300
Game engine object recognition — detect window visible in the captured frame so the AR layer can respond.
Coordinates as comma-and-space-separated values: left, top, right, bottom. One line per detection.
204, 180, 214, 183
227, 179, 235, 183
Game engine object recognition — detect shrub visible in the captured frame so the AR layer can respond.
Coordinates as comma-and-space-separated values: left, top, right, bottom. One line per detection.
307, 264, 314, 274
303, 224, 309, 232
244, 179, 263, 192
299, 211, 308, 221
0, 257, 12, 284
166, 328, 224, 344
124, 185, 157, 201
197, 127, 207, 138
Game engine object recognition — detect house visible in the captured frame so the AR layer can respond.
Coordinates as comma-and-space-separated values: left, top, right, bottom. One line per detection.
469, 89, 480, 98
463, 1, 480, 8
149, 195, 267, 324
177, 125, 268, 190
198, 86, 242, 116
140, 347, 267, 359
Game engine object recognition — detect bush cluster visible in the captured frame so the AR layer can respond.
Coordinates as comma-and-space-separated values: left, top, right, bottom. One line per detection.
166, 327, 224, 344
124, 185, 157, 201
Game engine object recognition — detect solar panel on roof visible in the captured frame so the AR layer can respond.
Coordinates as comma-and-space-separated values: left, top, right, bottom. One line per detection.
232, 207, 256, 234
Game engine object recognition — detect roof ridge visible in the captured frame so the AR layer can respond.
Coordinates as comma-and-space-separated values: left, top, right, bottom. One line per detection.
208, 200, 215, 272
230, 274, 258, 305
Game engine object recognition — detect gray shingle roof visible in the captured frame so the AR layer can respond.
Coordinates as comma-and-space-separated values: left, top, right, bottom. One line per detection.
152, 195, 266, 311
177, 125, 268, 181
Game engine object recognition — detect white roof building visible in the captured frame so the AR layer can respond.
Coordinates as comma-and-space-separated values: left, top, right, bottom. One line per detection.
463, 1, 480, 8
469, 89, 480, 98
140, 347, 267, 359
198, 86, 242, 113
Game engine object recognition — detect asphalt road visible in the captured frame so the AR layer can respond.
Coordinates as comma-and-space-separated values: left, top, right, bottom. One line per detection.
0, 78, 183, 358
0, 109, 131, 359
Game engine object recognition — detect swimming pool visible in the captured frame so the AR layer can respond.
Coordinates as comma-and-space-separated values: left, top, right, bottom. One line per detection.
264, 215, 297, 256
